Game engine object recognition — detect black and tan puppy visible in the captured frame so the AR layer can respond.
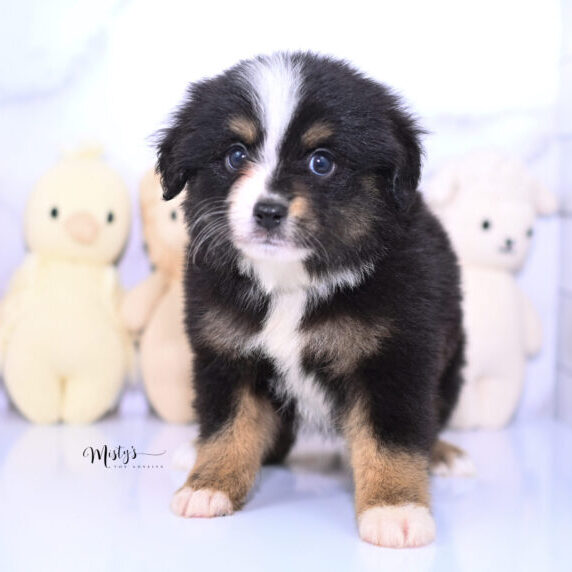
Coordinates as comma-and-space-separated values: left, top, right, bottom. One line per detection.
157, 52, 467, 548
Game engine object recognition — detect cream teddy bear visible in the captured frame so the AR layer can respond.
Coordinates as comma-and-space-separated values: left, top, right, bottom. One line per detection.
121, 169, 195, 423
426, 151, 558, 429
0, 148, 132, 423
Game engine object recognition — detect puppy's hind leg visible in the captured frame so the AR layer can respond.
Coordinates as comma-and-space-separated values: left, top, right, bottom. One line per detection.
430, 439, 476, 477
262, 399, 297, 465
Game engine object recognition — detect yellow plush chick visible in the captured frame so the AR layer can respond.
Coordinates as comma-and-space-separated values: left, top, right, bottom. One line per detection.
121, 169, 195, 423
0, 147, 132, 423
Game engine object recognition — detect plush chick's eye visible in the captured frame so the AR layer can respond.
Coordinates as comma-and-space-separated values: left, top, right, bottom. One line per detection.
309, 149, 335, 176
526, 228, 533, 238
107, 211, 115, 224
171, 210, 177, 221
225, 144, 248, 171
481, 219, 491, 230
50, 207, 59, 219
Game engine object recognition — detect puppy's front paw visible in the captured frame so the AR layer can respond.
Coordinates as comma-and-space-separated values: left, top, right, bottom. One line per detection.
171, 487, 234, 518
358, 504, 435, 548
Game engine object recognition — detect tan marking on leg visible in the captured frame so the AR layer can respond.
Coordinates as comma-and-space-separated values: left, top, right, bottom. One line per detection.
343, 402, 435, 547
175, 389, 279, 516
430, 439, 476, 477
228, 116, 258, 144
431, 439, 463, 465
344, 402, 430, 512
301, 122, 334, 148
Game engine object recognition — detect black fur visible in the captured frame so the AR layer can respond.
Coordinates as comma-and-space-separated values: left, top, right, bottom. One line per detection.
157, 52, 464, 463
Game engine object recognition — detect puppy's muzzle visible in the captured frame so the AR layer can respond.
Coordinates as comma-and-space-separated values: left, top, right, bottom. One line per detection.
253, 201, 288, 231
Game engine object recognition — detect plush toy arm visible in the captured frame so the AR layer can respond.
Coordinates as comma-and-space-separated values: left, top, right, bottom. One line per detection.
2, 256, 37, 299
100, 267, 142, 381
0, 256, 38, 360
120, 272, 167, 334
520, 290, 542, 356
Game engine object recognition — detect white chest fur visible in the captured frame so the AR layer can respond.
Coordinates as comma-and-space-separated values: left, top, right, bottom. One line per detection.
257, 289, 332, 428
242, 257, 333, 428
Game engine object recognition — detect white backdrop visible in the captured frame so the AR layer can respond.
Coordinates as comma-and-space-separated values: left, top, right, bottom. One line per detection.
0, 0, 565, 422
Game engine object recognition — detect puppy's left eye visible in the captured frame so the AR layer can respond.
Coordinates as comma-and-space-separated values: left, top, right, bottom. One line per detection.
225, 144, 248, 172
309, 149, 335, 176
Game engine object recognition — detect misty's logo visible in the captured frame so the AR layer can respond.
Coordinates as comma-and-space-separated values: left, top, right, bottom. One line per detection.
82, 445, 166, 469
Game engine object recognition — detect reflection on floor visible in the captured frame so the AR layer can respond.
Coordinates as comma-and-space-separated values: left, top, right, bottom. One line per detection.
0, 390, 570, 572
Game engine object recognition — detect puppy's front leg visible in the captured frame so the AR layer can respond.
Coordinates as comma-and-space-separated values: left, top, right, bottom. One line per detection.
344, 403, 434, 548
172, 387, 278, 518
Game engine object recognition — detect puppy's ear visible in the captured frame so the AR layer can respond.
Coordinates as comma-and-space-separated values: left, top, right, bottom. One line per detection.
388, 116, 423, 211
156, 123, 193, 201
156, 85, 207, 201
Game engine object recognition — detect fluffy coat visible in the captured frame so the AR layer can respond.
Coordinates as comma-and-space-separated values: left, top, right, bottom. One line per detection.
157, 53, 465, 548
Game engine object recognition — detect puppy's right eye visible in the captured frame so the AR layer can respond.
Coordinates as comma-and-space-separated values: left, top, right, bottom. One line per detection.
481, 219, 491, 230
309, 149, 335, 176
225, 144, 248, 172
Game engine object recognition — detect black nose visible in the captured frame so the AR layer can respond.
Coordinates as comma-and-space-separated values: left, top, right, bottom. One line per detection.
253, 202, 288, 230
505, 238, 514, 250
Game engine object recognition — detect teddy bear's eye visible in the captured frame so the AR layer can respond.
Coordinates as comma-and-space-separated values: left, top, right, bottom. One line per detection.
107, 211, 114, 224
481, 219, 491, 230
526, 228, 533, 238
50, 207, 59, 219
171, 210, 177, 221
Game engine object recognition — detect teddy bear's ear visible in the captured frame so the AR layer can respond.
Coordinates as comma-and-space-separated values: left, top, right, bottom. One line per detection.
531, 181, 558, 216
423, 164, 460, 209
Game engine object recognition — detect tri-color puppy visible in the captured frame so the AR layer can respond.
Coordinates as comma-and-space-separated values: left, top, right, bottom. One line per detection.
157, 52, 468, 548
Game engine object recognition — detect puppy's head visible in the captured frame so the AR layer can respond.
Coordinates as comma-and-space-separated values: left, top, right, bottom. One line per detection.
157, 53, 422, 275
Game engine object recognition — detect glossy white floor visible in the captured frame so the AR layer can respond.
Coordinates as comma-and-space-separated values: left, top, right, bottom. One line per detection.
0, 390, 571, 572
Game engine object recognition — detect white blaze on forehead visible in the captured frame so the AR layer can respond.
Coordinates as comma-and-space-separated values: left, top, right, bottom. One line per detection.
241, 54, 303, 171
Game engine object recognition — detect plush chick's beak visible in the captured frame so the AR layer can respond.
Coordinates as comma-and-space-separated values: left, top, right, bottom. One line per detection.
64, 212, 100, 245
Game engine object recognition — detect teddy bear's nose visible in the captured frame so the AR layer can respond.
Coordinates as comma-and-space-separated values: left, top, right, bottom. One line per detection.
505, 238, 514, 250
64, 212, 101, 245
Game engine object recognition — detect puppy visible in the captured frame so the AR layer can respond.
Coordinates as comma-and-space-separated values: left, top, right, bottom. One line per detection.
157, 52, 466, 548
